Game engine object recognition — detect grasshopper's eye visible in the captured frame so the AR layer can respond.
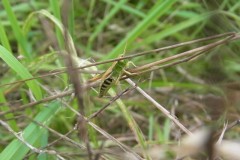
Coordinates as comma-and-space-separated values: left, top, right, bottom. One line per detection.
119, 54, 125, 58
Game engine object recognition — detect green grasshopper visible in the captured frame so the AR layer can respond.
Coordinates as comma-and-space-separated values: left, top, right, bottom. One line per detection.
90, 47, 133, 97
98, 54, 132, 97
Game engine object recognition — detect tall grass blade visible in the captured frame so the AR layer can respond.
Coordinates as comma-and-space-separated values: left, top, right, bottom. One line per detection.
0, 46, 42, 100
2, 0, 31, 58
104, 0, 177, 59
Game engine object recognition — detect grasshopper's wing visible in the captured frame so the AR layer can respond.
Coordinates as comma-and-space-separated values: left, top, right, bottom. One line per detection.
89, 61, 118, 82
89, 73, 102, 82
101, 61, 117, 80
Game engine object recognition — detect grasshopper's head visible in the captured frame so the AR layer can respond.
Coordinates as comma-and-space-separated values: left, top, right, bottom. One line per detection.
120, 56, 128, 66
118, 54, 126, 63
118, 54, 124, 57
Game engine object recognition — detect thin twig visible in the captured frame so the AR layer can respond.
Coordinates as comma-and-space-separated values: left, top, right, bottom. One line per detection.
216, 122, 228, 145
176, 66, 205, 84
214, 120, 240, 138
125, 78, 193, 136
46, 129, 75, 148
0, 79, 100, 117
0, 67, 100, 89
0, 89, 73, 116
28, 118, 86, 149
88, 86, 137, 120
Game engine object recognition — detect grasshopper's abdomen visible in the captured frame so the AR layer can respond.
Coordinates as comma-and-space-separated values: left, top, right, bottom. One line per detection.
99, 76, 114, 97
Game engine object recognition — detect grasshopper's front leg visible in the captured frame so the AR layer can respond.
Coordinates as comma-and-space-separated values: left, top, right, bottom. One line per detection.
122, 61, 138, 77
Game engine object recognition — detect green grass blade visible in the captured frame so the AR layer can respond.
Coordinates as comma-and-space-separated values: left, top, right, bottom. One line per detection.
68, 1, 75, 39
109, 89, 151, 160
87, 0, 128, 54
37, 129, 49, 160
0, 2, 45, 17
86, 0, 96, 28
0, 92, 18, 131
163, 119, 171, 142
148, 114, 154, 141
139, 14, 209, 46
0, 101, 61, 160
2, 0, 31, 58
0, 45, 42, 100
101, 0, 145, 18
229, 1, 240, 12
0, 21, 11, 52
34, 9, 77, 56
23, 9, 78, 60
104, 0, 177, 59
49, 0, 64, 49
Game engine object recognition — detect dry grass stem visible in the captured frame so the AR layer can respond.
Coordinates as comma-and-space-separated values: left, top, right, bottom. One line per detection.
126, 78, 193, 136
88, 86, 137, 120
29, 119, 86, 149
129, 33, 236, 73
0, 89, 73, 116
216, 122, 228, 145
62, 101, 142, 159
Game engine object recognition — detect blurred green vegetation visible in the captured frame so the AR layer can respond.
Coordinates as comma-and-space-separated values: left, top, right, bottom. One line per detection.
0, 0, 239, 159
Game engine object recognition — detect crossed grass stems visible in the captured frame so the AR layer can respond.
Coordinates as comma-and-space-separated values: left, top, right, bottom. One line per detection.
0, 32, 239, 159
1, 32, 237, 89
0, 32, 238, 119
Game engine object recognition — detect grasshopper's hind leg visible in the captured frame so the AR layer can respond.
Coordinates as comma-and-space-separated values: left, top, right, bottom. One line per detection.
123, 69, 135, 76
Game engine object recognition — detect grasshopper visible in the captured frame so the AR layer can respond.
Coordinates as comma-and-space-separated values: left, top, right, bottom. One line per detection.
98, 54, 133, 97
90, 46, 133, 97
